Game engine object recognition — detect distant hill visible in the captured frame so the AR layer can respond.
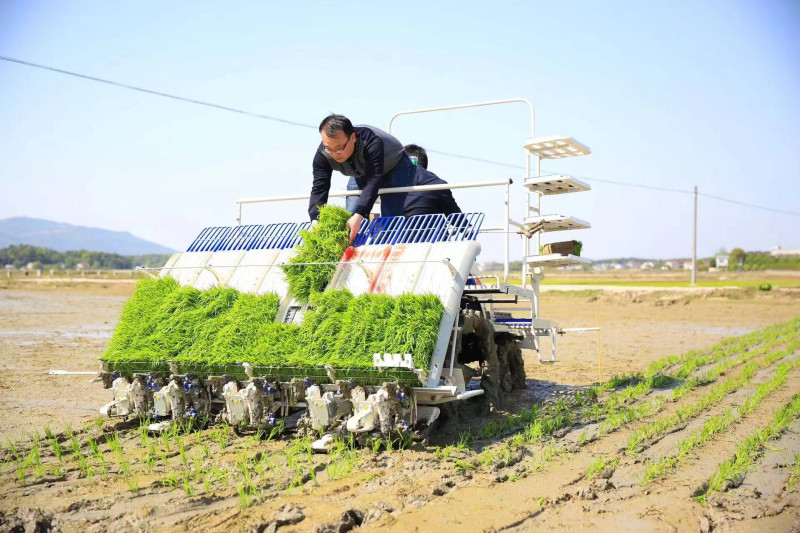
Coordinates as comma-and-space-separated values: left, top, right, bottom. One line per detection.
0, 217, 174, 255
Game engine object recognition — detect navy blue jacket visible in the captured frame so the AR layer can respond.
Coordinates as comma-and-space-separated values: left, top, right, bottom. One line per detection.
404, 166, 462, 217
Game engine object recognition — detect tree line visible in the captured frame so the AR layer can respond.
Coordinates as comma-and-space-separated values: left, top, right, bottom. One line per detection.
0, 244, 172, 270
727, 248, 800, 271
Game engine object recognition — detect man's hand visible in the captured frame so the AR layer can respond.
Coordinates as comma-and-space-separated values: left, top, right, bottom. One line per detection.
310, 219, 319, 230
346, 213, 364, 244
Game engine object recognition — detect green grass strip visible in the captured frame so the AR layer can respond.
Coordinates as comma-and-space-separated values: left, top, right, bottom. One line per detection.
695, 392, 800, 500
641, 353, 800, 485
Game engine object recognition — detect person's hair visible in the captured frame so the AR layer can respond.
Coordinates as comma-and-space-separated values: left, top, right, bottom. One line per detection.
319, 114, 354, 138
404, 144, 428, 169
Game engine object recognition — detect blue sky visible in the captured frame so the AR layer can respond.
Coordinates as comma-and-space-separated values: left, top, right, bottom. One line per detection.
1, 1, 798, 261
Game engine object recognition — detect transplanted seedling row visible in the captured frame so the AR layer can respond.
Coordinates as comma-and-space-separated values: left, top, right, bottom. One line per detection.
641, 352, 800, 484
449, 319, 800, 478
694, 392, 800, 501
626, 338, 800, 454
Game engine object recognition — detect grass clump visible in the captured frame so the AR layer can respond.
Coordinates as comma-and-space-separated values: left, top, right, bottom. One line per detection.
283, 204, 351, 303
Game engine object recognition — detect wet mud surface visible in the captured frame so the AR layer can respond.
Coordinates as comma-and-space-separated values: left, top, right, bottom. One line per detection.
1, 280, 800, 532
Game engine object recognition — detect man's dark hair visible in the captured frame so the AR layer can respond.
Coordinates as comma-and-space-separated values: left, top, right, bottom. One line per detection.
404, 144, 428, 169
319, 114, 355, 138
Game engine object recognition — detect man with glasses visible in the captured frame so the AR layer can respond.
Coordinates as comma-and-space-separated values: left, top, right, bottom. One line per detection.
309, 114, 415, 242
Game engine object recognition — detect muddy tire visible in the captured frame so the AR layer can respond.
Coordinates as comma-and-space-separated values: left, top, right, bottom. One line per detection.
496, 335, 526, 391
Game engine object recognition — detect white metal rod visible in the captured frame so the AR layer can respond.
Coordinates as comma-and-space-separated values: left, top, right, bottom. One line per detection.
236, 179, 513, 206
387, 98, 535, 138
140, 258, 458, 270
504, 182, 510, 282
560, 327, 600, 332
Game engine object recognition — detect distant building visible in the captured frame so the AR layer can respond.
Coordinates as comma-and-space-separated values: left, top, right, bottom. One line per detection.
683, 261, 693, 270
771, 246, 800, 258
716, 254, 729, 269
4, 264, 13, 270
640, 261, 655, 269
664, 260, 680, 270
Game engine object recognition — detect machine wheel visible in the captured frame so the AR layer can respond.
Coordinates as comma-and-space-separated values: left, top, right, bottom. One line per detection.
495, 334, 526, 391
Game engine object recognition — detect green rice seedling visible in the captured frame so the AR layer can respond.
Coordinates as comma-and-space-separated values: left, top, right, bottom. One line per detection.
788, 453, 800, 491
183, 472, 194, 496
145, 443, 157, 472
95, 450, 109, 478
4, 438, 20, 463
161, 432, 171, 452
211, 423, 230, 450
178, 436, 187, 466
586, 456, 619, 480
199, 442, 210, 459
139, 420, 151, 447
120, 459, 133, 478
49, 437, 63, 463
284, 204, 351, 303
127, 476, 140, 493
108, 432, 124, 462
192, 454, 204, 478
69, 435, 81, 458
237, 482, 255, 508
44, 426, 55, 440
162, 472, 179, 488
211, 466, 229, 488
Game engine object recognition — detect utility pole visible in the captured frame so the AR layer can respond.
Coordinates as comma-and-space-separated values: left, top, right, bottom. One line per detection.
691, 185, 697, 286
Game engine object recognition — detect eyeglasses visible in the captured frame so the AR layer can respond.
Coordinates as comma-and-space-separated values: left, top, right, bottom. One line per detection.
322, 135, 352, 155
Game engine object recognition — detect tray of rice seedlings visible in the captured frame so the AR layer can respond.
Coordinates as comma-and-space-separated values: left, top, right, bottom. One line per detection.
283, 204, 351, 303
331, 293, 396, 365
102, 277, 179, 365
291, 289, 355, 365
174, 285, 240, 363
102, 280, 202, 372
382, 293, 444, 370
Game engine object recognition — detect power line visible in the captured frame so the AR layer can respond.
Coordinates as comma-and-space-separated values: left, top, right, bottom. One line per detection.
2, 55, 798, 217
0, 55, 317, 129
697, 192, 800, 216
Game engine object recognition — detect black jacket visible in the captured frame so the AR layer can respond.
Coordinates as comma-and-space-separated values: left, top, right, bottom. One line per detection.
403, 166, 461, 217
309, 126, 404, 220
